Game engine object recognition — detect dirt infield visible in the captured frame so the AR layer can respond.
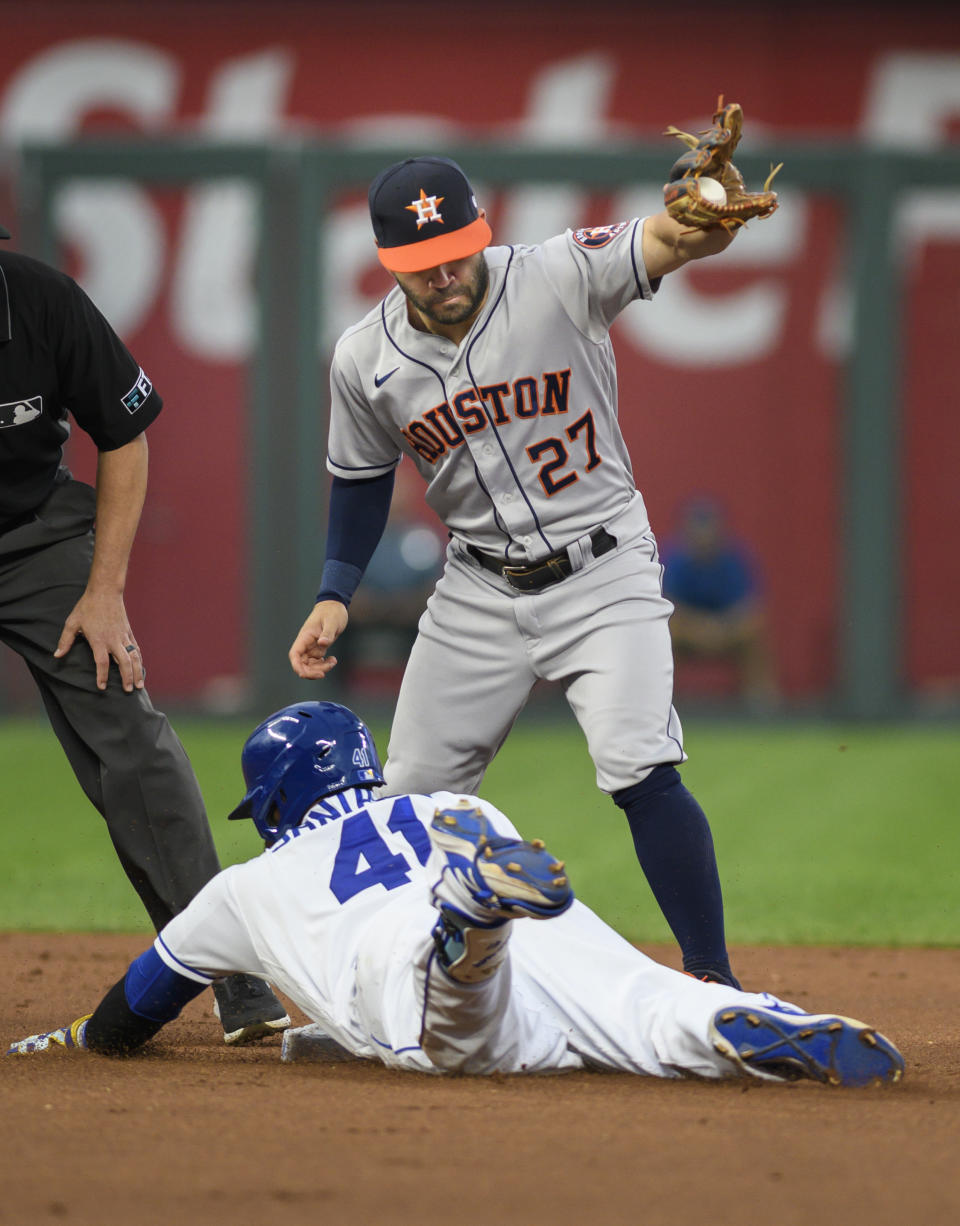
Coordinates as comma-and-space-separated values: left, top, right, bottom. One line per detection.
2, 934, 958, 1226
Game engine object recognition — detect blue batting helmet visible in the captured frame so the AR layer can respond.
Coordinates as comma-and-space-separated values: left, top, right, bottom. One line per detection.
226, 702, 385, 842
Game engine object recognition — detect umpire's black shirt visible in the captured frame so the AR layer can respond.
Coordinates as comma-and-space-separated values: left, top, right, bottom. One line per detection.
0, 250, 163, 533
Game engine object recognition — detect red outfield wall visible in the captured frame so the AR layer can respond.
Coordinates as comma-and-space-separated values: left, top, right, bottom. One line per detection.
0, 1, 957, 705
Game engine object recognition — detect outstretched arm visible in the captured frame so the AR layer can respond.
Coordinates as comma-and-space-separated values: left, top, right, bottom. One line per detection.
288, 469, 396, 680
641, 212, 736, 279
6, 945, 208, 1057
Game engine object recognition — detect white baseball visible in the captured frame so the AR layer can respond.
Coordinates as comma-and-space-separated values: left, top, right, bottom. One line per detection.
697, 177, 727, 205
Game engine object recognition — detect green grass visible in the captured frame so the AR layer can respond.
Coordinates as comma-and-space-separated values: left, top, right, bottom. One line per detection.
2, 715, 958, 944
480, 717, 960, 946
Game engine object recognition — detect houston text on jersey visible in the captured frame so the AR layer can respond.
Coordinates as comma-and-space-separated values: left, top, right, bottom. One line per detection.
400, 368, 573, 463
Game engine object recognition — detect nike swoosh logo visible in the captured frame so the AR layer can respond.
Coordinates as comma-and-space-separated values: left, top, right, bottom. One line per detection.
374, 367, 399, 388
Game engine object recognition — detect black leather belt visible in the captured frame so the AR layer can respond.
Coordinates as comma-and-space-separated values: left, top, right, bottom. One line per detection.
466, 526, 617, 592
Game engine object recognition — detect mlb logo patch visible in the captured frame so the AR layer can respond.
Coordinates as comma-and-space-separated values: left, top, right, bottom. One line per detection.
122, 368, 153, 413
0, 394, 42, 429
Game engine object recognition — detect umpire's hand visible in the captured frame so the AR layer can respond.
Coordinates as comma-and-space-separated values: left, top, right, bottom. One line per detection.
54, 589, 144, 693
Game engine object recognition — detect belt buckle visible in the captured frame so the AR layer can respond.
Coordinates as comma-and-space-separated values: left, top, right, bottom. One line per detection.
501, 562, 529, 587
503, 554, 569, 591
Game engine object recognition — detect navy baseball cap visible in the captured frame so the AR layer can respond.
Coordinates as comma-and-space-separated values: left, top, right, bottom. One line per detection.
369, 156, 491, 273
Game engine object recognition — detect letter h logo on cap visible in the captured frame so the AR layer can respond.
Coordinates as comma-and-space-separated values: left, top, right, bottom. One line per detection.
368, 155, 492, 273
407, 189, 444, 228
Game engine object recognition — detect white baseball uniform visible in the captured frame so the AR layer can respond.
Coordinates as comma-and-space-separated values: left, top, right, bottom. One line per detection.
156, 786, 782, 1076
327, 220, 686, 795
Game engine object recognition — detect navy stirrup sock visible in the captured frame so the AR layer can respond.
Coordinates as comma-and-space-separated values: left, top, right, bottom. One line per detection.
614, 766, 739, 988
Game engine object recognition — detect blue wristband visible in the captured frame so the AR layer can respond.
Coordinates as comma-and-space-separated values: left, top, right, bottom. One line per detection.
316, 559, 364, 607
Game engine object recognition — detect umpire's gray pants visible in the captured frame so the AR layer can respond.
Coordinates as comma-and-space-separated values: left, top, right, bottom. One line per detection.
0, 480, 222, 930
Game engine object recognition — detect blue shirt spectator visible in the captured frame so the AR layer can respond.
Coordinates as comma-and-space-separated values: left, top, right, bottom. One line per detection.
662, 497, 778, 709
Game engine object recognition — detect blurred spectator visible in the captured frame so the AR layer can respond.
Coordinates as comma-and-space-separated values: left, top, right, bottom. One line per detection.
339, 463, 445, 693
662, 497, 779, 710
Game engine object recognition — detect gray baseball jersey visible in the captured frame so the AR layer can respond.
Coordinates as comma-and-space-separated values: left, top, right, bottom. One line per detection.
328, 221, 652, 560
326, 218, 686, 798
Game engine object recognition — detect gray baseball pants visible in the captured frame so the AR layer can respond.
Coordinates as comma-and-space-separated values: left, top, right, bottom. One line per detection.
0, 479, 222, 930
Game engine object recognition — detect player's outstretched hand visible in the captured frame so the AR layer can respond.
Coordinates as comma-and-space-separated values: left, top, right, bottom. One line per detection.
288, 600, 349, 680
7, 1014, 92, 1055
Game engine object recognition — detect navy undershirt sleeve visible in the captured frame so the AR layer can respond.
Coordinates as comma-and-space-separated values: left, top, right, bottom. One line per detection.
84, 945, 208, 1055
315, 470, 396, 606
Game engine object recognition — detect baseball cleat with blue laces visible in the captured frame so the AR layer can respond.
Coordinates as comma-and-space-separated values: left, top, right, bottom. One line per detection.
428, 801, 573, 983
711, 1005, 905, 1087
429, 801, 574, 922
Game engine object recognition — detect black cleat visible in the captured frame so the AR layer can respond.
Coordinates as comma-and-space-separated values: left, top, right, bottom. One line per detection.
212, 974, 291, 1045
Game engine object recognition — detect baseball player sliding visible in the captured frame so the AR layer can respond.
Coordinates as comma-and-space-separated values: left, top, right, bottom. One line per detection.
289, 100, 781, 988
7, 701, 903, 1088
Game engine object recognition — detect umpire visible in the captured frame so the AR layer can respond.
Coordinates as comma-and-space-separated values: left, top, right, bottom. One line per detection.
0, 223, 288, 1044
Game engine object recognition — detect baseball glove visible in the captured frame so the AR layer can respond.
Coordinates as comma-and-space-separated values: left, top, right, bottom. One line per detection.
662, 96, 782, 232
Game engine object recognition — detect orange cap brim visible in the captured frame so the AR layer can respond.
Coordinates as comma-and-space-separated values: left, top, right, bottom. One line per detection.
377, 216, 492, 273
